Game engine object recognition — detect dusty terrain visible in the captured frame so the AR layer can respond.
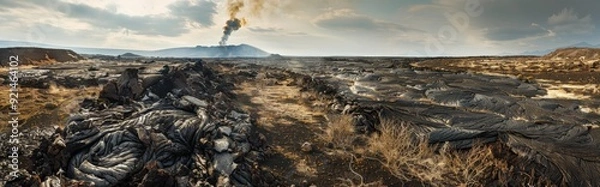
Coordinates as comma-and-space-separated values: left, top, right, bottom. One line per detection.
1, 47, 600, 186
215, 64, 404, 186
415, 48, 600, 101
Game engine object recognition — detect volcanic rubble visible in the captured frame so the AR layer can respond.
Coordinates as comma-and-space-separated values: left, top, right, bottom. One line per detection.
1, 60, 272, 186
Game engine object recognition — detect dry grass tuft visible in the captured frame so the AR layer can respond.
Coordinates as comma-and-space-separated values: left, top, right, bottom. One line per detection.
367, 118, 507, 187
320, 115, 360, 152
321, 115, 554, 186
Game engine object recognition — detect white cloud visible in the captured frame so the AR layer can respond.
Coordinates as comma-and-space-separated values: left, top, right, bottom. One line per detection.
547, 8, 595, 34
548, 8, 588, 25
312, 9, 420, 33
61, 0, 176, 16
531, 23, 556, 37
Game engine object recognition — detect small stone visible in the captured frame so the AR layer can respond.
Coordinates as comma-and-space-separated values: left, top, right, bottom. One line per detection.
213, 153, 238, 175
53, 125, 63, 134
41, 176, 61, 187
49, 137, 66, 155
44, 102, 58, 110
214, 138, 230, 153
301, 142, 313, 153
229, 110, 249, 121
182, 95, 208, 108
219, 126, 232, 136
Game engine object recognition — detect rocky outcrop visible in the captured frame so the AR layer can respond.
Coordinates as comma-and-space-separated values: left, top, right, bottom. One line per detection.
98, 68, 144, 103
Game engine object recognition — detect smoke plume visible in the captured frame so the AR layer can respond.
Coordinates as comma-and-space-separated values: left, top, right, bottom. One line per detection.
219, 0, 266, 46
219, 18, 245, 46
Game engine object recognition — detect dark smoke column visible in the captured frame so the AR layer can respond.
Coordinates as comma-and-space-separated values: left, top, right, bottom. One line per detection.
219, 18, 244, 46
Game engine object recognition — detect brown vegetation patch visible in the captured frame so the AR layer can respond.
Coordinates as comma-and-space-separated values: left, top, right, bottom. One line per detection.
0, 84, 100, 131
366, 119, 506, 186
318, 115, 558, 186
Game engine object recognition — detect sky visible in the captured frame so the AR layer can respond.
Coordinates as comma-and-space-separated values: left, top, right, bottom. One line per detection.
0, 0, 598, 56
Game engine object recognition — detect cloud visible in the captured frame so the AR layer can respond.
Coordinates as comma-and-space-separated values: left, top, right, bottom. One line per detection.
531, 23, 556, 37
312, 9, 420, 33
412, 0, 599, 44
407, 4, 446, 13
547, 8, 595, 34
485, 25, 555, 41
1, 0, 600, 56
0, 0, 217, 37
548, 8, 588, 25
168, 0, 217, 27
288, 31, 308, 36
248, 27, 310, 37
248, 27, 283, 33
63, 3, 186, 36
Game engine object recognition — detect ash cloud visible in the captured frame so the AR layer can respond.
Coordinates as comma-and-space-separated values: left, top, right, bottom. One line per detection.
218, 0, 266, 46
219, 18, 245, 46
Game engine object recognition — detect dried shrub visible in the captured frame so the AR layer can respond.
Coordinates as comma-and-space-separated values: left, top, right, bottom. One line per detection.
368, 118, 508, 186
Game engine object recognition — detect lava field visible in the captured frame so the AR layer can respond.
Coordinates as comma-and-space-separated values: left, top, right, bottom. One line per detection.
1, 56, 600, 186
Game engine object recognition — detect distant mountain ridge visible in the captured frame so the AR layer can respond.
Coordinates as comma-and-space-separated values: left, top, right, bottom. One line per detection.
522, 42, 600, 56
0, 40, 270, 58
543, 47, 600, 60
0, 47, 84, 66
151, 44, 269, 58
